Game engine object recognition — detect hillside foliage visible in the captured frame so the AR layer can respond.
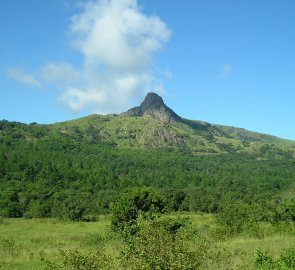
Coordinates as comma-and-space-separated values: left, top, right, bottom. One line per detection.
0, 118, 294, 225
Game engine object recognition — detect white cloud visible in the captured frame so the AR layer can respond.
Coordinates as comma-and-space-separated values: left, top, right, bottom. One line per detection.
218, 63, 233, 79
60, 72, 153, 113
60, 87, 106, 113
71, 0, 170, 71
6, 68, 42, 88
61, 0, 171, 113
41, 62, 80, 84
6, 0, 171, 114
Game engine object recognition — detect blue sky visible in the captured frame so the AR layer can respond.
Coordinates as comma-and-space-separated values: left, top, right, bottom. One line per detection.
1, 0, 294, 140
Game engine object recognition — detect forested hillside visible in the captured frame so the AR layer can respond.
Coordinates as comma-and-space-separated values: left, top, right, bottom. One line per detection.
1, 94, 295, 222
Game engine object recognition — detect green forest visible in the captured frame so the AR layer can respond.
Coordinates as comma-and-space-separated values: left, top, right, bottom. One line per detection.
1, 119, 295, 222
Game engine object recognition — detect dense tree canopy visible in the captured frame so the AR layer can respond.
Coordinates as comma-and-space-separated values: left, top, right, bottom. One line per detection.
0, 119, 294, 221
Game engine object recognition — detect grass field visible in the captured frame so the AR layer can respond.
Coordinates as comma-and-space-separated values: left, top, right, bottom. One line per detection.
0, 214, 294, 269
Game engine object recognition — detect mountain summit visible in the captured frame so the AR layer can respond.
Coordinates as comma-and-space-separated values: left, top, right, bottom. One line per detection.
121, 92, 181, 123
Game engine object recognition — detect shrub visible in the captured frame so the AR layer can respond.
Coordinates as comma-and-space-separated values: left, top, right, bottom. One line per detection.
254, 246, 295, 270
62, 198, 87, 221
120, 220, 207, 270
217, 201, 261, 235
23, 212, 33, 219
161, 189, 187, 212
283, 198, 295, 222
41, 248, 113, 270
254, 249, 274, 270
111, 187, 165, 233
0, 187, 22, 217
278, 246, 295, 269
155, 216, 192, 234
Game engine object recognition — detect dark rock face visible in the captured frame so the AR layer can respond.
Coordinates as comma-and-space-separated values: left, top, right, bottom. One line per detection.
121, 92, 181, 123
141, 92, 165, 111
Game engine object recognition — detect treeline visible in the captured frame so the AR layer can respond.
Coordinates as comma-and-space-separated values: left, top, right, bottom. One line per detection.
0, 120, 295, 222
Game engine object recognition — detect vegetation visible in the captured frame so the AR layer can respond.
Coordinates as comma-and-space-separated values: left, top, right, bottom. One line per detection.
1, 117, 295, 221
1, 113, 295, 269
111, 187, 165, 233
0, 213, 294, 269
254, 246, 295, 270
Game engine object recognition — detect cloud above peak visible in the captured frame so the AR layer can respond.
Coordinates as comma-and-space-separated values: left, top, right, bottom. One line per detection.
64, 0, 171, 113
6, 0, 171, 114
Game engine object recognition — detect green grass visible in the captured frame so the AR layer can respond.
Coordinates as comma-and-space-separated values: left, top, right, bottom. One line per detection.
0, 216, 115, 269
0, 214, 294, 269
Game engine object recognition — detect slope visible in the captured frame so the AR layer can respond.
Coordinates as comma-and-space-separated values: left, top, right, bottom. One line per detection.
0, 92, 295, 219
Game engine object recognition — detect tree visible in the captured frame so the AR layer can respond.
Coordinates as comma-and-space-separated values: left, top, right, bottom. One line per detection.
111, 187, 165, 233
162, 188, 187, 212
217, 201, 261, 234
0, 187, 22, 217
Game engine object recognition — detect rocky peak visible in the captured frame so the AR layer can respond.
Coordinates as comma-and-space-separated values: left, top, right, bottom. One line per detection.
121, 92, 181, 123
141, 92, 165, 110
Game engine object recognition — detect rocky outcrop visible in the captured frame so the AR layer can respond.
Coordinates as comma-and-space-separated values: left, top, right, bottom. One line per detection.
121, 92, 181, 123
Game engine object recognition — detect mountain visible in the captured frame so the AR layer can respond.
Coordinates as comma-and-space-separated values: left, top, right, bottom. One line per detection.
121, 92, 182, 123
1, 92, 295, 218
2, 92, 295, 158
48, 92, 295, 158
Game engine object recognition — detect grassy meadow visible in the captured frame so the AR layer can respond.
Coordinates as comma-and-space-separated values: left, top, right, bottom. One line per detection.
0, 213, 294, 270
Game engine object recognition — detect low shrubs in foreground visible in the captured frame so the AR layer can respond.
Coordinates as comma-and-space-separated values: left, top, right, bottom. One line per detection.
255, 246, 295, 270
41, 217, 209, 270
120, 218, 208, 270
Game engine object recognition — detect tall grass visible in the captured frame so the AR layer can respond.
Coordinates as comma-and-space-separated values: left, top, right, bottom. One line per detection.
0, 214, 294, 269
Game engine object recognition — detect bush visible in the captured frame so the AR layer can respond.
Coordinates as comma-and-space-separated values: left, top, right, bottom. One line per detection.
161, 189, 187, 212
22, 212, 33, 219
278, 246, 295, 269
62, 198, 87, 221
28, 200, 52, 218
254, 249, 274, 270
41, 248, 113, 270
254, 246, 295, 270
0, 187, 22, 217
120, 220, 207, 270
111, 187, 165, 233
217, 201, 261, 235
283, 198, 295, 222
155, 216, 192, 234
51, 192, 92, 221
